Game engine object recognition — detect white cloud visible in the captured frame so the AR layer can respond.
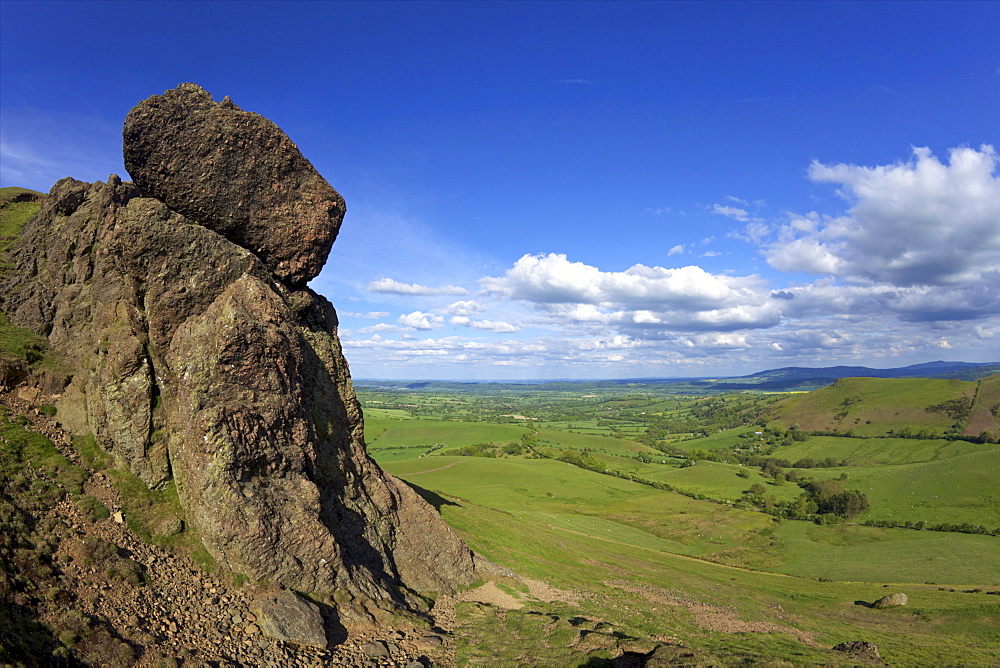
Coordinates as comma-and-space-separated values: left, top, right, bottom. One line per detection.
712, 204, 752, 221
367, 278, 469, 296
341, 311, 390, 319
398, 311, 445, 330
481, 253, 765, 311
765, 236, 844, 275
445, 300, 486, 316
481, 253, 780, 335
767, 145, 1000, 287
668, 244, 685, 256
357, 322, 405, 334
451, 316, 521, 333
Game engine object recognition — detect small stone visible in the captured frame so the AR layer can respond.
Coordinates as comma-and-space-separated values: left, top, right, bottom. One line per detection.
360, 641, 390, 658
245, 623, 259, 636
416, 633, 444, 649
154, 516, 184, 537
112, 511, 125, 524
833, 640, 881, 661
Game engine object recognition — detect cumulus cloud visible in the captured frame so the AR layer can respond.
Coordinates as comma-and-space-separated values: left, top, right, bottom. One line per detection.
482, 253, 763, 310
766, 145, 1000, 286
398, 311, 445, 330
367, 278, 469, 296
445, 300, 486, 316
668, 244, 686, 256
481, 253, 779, 334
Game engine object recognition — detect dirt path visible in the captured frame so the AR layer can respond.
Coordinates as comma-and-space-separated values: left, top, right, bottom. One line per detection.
405, 458, 467, 475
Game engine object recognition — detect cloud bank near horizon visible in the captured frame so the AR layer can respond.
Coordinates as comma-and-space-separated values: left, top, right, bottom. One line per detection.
339, 145, 1000, 377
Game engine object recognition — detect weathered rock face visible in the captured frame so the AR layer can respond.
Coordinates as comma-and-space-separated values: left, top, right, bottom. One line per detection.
1, 85, 475, 628
123, 83, 345, 287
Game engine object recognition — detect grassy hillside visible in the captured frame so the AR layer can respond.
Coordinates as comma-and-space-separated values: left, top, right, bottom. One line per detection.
966, 373, 1000, 438
0, 186, 43, 248
357, 377, 1000, 663
1, 187, 47, 366
373, 450, 1000, 665
767, 376, 990, 437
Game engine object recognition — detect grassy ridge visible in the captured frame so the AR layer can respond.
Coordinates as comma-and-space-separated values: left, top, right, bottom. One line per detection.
769, 376, 980, 435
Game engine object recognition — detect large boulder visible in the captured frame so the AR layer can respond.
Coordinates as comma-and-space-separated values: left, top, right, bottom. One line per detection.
122, 83, 345, 287
872, 592, 908, 609
2, 85, 476, 630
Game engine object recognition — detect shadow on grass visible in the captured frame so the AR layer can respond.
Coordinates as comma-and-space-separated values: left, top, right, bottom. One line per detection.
854, 599, 874, 608
400, 479, 461, 511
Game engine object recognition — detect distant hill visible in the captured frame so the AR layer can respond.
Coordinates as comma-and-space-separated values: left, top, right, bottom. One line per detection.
355, 361, 1000, 394
692, 360, 1000, 392
765, 374, 1000, 440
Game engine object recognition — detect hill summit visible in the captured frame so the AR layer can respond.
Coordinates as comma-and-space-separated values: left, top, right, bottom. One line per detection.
1, 84, 475, 630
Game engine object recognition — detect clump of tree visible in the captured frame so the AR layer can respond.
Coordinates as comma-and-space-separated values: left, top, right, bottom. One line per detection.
556, 450, 606, 473
863, 519, 1000, 536
740, 476, 870, 522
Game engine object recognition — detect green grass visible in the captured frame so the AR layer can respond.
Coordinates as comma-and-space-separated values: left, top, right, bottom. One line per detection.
370, 444, 1000, 664
770, 376, 979, 435
773, 522, 1000, 583
73, 433, 113, 470
772, 434, 992, 465
0, 311, 49, 365
365, 415, 528, 449
107, 467, 216, 572
1, 187, 48, 365
800, 450, 1000, 527
378, 444, 1000, 581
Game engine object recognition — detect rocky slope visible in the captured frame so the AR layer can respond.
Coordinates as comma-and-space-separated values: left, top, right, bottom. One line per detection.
1, 388, 464, 666
1, 84, 475, 639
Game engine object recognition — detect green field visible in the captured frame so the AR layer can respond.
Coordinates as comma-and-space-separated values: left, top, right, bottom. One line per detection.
373, 449, 1000, 664
358, 379, 1000, 664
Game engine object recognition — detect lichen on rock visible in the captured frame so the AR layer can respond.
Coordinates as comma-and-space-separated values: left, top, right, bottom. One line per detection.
1, 83, 475, 631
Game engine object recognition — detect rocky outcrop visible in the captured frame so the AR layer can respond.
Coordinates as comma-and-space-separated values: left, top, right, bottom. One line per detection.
1, 84, 475, 630
123, 83, 345, 287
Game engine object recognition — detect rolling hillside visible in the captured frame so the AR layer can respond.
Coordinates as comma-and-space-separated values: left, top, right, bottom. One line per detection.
766, 375, 1000, 439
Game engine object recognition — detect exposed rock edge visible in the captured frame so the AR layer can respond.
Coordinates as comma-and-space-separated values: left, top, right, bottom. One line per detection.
1, 84, 475, 630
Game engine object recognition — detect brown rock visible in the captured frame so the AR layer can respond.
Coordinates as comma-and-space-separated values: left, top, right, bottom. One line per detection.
123, 83, 345, 287
1, 85, 476, 631
872, 592, 908, 608
253, 589, 327, 649
833, 640, 881, 661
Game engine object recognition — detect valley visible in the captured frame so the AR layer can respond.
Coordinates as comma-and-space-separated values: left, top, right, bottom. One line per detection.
360, 375, 1000, 664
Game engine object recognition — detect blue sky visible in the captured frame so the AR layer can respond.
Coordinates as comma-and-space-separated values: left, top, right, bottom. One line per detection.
2, 1, 998, 379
